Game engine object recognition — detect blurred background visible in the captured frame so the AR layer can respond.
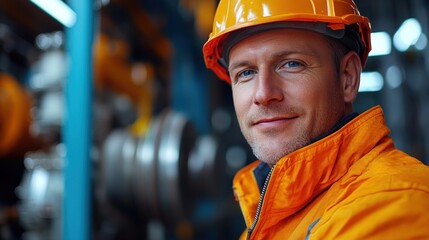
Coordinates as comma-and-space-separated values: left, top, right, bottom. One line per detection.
0, 0, 428, 239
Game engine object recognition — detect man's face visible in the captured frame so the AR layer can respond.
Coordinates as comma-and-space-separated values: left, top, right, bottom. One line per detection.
228, 29, 348, 166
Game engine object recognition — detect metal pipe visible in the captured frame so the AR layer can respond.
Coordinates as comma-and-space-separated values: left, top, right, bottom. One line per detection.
63, 0, 94, 239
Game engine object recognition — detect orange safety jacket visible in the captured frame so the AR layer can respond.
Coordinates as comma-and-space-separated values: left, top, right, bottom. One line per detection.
233, 106, 429, 239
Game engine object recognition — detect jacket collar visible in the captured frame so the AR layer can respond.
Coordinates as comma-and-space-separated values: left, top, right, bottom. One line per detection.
253, 111, 359, 192
233, 106, 390, 229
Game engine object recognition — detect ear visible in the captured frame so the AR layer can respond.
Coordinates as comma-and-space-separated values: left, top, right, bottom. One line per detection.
340, 51, 362, 103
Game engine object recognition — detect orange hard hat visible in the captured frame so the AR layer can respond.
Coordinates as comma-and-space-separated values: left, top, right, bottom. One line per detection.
203, 0, 372, 84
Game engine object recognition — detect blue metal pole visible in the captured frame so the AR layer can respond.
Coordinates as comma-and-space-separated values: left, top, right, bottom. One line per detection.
63, 0, 94, 239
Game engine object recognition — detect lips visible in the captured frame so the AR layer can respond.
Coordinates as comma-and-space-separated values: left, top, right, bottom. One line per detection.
253, 116, 297, 126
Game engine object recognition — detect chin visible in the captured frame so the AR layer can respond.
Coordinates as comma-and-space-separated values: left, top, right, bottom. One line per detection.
250, 136, 309, 166
252, 145, 289, 166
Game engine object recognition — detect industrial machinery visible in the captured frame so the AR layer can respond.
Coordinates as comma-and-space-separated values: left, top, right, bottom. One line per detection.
6, 30, 241, 240
1, 1, 246, 238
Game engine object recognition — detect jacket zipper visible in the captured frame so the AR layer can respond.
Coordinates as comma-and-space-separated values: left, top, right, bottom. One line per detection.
247, 165, 275, 240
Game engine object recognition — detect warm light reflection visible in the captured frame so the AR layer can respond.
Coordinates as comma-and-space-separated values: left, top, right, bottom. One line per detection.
262, 4, 271, 17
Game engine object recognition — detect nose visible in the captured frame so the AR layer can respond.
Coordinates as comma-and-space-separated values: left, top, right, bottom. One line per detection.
254, 70, 284, 105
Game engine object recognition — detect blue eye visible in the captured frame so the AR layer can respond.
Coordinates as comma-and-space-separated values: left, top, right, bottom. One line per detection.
231, 69, 256, 84
285, 61, 303, 68
239, 69, 256, 77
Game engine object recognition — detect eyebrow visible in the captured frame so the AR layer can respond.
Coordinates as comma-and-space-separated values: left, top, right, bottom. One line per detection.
228, 60, 251, 73
228, 49, 308, 72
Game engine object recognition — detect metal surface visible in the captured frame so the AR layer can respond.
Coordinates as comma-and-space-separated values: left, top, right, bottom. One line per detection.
102, 130, 137, 212
157, 109, 197, 223
188, 135, 223, 197
101, 109, 208, 226
17, 146, 64, 240
134, 114, 162, 218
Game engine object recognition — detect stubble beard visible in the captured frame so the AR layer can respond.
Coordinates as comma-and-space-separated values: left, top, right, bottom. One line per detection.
238, 107, 310, 166
243, 128, 309, 166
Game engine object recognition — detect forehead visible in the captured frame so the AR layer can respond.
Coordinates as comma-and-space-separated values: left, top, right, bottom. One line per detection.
228, 28, 332, 59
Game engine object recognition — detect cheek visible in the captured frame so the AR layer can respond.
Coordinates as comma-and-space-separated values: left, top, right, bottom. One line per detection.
232, 90, 247, 120
293, 72, 340, 106
232, 85, 251, 108
285, 79, 319, 106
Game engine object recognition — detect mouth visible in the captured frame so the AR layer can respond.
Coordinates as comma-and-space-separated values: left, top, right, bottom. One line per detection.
253, 116, 298, 127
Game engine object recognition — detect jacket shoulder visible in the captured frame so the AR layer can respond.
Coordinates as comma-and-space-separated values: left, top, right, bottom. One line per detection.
310, 151, 429, 239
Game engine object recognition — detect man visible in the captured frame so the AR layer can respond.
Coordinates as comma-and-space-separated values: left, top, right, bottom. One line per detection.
203, 0, 429, 239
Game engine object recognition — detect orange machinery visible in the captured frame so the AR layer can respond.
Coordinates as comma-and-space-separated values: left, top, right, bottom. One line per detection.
0, 73, 43, 159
